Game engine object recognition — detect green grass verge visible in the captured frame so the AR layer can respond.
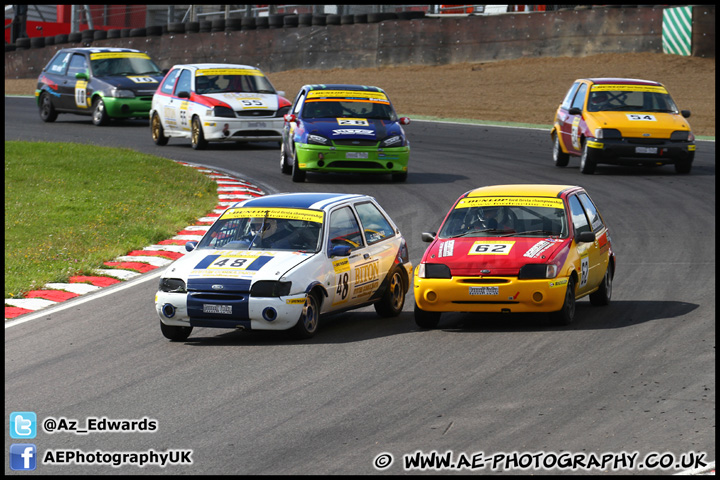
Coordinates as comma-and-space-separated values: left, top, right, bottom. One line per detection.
5, 141, 218, 299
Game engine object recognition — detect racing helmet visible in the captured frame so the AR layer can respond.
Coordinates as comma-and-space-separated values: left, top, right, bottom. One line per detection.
590, 91, 608, 106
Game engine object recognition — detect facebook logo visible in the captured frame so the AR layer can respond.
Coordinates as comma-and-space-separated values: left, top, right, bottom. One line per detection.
10, 411, 37, 439
10, 444, 37, 471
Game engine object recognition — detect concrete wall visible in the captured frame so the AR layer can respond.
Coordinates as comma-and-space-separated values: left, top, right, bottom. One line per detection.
5, 6, 714, 79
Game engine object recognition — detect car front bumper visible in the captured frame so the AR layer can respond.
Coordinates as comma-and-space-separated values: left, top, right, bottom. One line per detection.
296, 143, 410, 174
156, 291, 305, 331
201, 117, 284, 142
103, 96, 154, 118
413, 275, 569, 313
587, 138, 695, 165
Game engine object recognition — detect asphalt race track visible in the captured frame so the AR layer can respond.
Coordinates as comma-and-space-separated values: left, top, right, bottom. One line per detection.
4, 96, 715, 475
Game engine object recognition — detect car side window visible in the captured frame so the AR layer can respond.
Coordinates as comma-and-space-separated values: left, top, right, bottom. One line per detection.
46, 52, 72, 75
568, 195, 591, 236
160, 69, 180, 95
561, 82, 580, 109
293, 90, 306, 115
571, 83, 588, 111
328, 206, 363, 253
174, 70, 192, 95
354, 201, 395, 245
67, 54, 88, 77
578, 193, 603, 232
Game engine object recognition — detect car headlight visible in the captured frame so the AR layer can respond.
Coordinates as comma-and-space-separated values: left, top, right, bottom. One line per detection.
670, 130, 691, 141
594, 128, 622, 139
276, 106, 291, 117
517, 264, 558, 279
380, 135, 404, 147
212, 106, 236, 118
109, 89, 135, 98
417, 263, 452, 279
251, 280, 292, 297
307, 134, 330, 145
159, 277, 186, 293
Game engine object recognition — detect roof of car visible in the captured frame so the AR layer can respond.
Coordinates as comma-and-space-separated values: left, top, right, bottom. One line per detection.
58, 47, 143, 54
237, 192, 368, 210
464, 184, 580, 198
303, 84, 386, 93
585, 77, 663, 86
170, 63, 260, 71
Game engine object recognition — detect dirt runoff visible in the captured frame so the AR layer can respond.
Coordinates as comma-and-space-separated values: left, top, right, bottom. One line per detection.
6, 52, 714, 137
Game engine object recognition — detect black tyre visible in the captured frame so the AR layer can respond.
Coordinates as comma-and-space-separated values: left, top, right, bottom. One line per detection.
579, 141, 596, 174
589, 264, 613, 306
290, 293, 320, 339
674, 153, 693, 174
550, 277, 576, 325
160, 321, 193, 341
374, 269, 406, 317
191, 116, 208, 150
553, 134, 570, 167
39, 92, 58, 122
92, 97, 110, 126
414, 302, 441, 329
151, 113, 169, 146
291, 150, 306, 182
280, 142, 292, 174
391, 172, 408, 182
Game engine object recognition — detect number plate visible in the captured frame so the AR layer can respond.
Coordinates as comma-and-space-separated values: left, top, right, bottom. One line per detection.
635, 147, 658, 154
203, 304, 232, 314
346, 152, 369, 159
469, 286, 499, 295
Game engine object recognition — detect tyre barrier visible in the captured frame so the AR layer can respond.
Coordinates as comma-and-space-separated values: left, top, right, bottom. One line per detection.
107, 29, 121, 39
93, 30, 107, 41
146, 25, 162, 36
241, 17, 256, 30
30, 37, 45, 48
68, 32, 82, 43
312, 15, 327, 26
285, 15, 300, 28
199, 21, 212, 33
185, 21, 200, 33
327, 14, 342, 26
226, 18, 242, 32
210, 19, 225, 32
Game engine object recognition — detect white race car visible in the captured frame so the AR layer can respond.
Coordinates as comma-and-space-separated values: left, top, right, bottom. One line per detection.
149, 63, 291, 149
156, 192, 413, 340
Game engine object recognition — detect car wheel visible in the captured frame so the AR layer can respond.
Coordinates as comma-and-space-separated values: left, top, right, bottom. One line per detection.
291, 148, 306, 182
374, 269, 406, 317
39, 92, 58, 122
589, 264, 613, 306
550, 276, 576, 325
92, 97, 109, 126
160, 321, 193, 341
391, 172, 408, 182
191, 116, 208, 150
553, 134, 570, 167
151, 113, 169, 146
579, 141, 596, 174
280, 142, 292, 174
674, 153, 693, 174
414, 302, 441, 329
290, 292, 320, 339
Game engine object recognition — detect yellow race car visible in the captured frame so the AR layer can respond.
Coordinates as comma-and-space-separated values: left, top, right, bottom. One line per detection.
551, 78, 695, 174
413, 185, 615, 328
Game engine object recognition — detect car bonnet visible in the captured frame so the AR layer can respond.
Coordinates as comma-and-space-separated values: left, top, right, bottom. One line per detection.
425, 236, 572, 276
587, 110, 692, 137
97, 74, 164, 95
201, 92, 280, 111
304, 117, 401, 141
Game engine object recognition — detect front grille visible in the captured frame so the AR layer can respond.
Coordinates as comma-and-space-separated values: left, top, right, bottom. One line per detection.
333, 139, 378, 146
235, 110, 276, 117
190, 293, 247, 301
452, 300, 519, 304
326, 161, 382, 169
627, 138, 664, 145
232, 130, 281, 137
459, 279, 511, 284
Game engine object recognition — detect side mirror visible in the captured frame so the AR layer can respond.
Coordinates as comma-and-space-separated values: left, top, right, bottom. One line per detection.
177, 91, 190, 99
681, 110, 691, 118
75, 72, 89, 80
568, 107, 582, 116
329, 244, 352, 257
421, 232, 436, 243
399, 117, 411, 125
277, 90, 285, 97
162, 68, 170, 76
283, 113, 296, 123
185, 241, 198, 252
575, 231, 596, 243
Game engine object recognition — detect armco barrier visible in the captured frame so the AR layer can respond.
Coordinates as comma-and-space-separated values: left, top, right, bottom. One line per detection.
4, 6, 715, 80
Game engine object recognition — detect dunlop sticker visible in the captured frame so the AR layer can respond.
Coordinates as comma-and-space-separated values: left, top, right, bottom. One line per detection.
591, 84, 667, 94
307, 90, 388, 101
457, 197, 564, 209
333, 258, 351, 273
89, 52, 151, 60
196, 68, 263, 76
221, 207, 324, 223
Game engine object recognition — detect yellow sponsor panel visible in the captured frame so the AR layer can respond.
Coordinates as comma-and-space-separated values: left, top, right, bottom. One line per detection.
221, 207, 324, 223
586, 140, 604, 149
306, 90, 388, 101
457, 196, 564, 209
286, 298, 306, 304
333, 258, 351, 273
196, 68, 263, 77
591, 84, 667, 94
90, 52, 151, 60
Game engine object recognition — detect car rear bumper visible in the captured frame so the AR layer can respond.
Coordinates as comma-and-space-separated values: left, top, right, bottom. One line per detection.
413, 275, 568, 313
296, 144, 409, 173
587, 138, 695, 165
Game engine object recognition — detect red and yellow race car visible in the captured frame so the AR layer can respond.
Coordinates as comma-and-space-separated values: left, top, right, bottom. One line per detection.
413, 184, 615, 328
551, 77, 696, 174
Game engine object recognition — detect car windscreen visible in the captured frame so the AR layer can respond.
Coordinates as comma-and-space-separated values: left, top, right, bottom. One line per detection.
194, 68, 276, 95
587, 84, 678, 113
89, 52, 162, 77
439, 197, 568, 238
302, 89, 396, 120
198, 207, 324, 252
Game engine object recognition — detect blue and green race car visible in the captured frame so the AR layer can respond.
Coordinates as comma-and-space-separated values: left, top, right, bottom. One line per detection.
280, 84, 411, 182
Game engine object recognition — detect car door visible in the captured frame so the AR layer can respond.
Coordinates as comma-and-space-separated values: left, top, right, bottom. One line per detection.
61, 53, 90, 112
560, 82, 589, 156
284, 88, 307, 163
155, 68, 181, 134
353, 200, 399, 296
577, 192, 610, 289
567, 193, 602, 296
166, 68, 193, 136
